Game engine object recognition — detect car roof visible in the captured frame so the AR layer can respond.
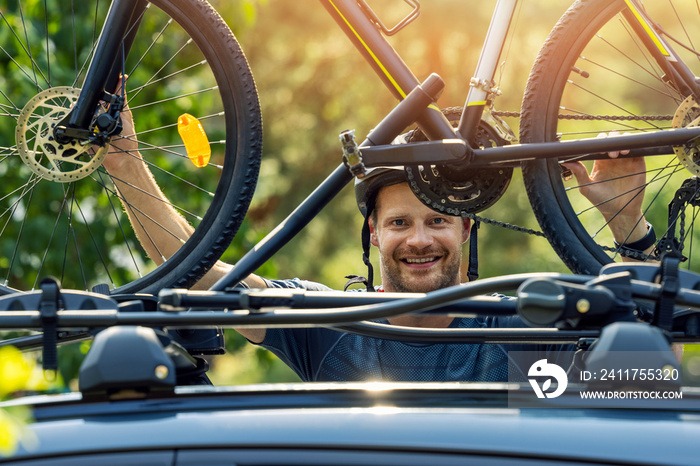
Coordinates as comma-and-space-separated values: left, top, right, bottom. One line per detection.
4, 383, 700, 465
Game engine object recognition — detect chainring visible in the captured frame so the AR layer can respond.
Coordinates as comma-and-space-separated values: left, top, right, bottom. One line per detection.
405, 110, 513, 215
15, 86, 109, 182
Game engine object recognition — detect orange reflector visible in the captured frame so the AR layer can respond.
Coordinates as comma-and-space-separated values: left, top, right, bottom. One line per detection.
177, 113, 211, 168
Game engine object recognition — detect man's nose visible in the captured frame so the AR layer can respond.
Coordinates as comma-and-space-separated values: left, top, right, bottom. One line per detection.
406, 224, 432, 248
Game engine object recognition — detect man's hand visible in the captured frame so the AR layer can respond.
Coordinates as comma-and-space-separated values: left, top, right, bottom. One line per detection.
563, 132, 649, 246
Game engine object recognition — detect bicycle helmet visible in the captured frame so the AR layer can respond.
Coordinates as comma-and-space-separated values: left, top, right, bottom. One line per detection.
354, 131, 414, 218
355, 166, 408, 219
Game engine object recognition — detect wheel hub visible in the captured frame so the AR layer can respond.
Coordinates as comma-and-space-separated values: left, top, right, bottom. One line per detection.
15, 86, 108, 182
672, 95, 700, 175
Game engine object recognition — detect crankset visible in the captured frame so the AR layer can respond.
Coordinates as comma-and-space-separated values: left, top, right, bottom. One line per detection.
405, 108, 513, 215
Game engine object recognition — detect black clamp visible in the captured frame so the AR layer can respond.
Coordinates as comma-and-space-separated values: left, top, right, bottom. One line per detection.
38, 277, 61, 373
654, 254, 680, 332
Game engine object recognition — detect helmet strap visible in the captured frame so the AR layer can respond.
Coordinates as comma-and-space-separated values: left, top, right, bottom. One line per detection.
361, 216, 376, 292
467, 220, 480, 282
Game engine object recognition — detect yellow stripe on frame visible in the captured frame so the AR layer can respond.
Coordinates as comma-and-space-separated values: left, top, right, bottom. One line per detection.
468, 101, 487, 107
623, 0, 671, 58
327, 0, 407, 98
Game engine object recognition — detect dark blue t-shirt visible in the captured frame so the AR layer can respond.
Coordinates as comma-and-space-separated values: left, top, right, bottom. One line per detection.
257, 278, 573, 382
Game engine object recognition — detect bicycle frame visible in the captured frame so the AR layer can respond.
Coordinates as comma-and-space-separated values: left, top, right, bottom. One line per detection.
211, 0, 700, 290
56, 0, 700, 290
70, 0, 700, 154
322, 0, 700, 153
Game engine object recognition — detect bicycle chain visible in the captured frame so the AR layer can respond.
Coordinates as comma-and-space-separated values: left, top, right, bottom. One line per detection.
460, 212, 545, 237
493, 111, 673, 121
598, 243, 659, 261
471, 111, 671, 262
679, 209, 686, 255
464, 212, 656, 261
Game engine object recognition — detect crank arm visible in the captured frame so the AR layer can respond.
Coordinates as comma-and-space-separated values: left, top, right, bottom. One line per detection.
359, 139, 468, 167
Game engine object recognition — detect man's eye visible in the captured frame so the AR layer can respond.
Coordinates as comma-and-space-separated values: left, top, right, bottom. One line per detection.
392, 219, 405, 226
433, 218, 445, 224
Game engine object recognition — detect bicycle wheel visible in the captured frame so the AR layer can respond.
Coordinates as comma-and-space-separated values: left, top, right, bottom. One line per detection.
521, 0, 700, 274
0, 0, 261, 294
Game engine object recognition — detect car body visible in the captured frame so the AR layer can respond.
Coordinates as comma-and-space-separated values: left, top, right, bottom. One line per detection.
2, 268, 700, 465
2, 380, 700, 465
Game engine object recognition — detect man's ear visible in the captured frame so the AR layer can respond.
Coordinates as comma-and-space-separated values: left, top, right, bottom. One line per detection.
462, 217, 471, 244
369, 217, 379, 247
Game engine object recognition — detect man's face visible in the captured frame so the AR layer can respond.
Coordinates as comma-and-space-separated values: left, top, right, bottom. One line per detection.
370, 183, 469, 293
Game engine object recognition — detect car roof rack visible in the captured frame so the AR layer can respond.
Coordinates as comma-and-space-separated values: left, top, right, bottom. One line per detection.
0, 257, 699, 398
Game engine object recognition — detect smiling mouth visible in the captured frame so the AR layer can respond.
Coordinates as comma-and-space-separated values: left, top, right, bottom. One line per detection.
402, 257, 439, 265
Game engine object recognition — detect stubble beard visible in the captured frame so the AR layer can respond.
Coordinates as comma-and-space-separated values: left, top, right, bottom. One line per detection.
380, 247, 462, 293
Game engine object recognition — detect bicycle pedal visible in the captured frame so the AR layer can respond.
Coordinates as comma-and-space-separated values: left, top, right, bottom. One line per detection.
560, 166, 573, 181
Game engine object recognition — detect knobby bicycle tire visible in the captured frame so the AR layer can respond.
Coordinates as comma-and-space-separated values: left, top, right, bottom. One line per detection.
0, 0, 262, 294
520, 0, 699, 274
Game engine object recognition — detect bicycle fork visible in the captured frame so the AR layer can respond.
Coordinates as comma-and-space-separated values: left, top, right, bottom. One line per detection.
53, 0, 147, 146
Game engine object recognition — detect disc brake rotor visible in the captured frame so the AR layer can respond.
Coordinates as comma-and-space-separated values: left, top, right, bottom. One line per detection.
673, 95, 700, 175
405, 113, 513, 215
15, 86, 108, 182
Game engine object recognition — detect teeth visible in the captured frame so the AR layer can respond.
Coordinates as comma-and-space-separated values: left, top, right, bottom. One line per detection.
405, 257, 436, 264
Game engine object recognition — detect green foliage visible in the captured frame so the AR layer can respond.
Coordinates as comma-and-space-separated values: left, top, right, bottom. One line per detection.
0, 346, 47, 456
682, 345, 700, 386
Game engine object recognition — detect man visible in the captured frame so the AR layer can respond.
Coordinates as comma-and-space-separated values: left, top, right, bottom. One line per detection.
103, 92, 651, 382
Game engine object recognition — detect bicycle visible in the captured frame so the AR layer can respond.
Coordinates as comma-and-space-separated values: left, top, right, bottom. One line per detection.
2, 0, 700, 295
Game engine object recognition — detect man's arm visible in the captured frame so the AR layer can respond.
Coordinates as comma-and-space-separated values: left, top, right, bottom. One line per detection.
102, 96, 267, 343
